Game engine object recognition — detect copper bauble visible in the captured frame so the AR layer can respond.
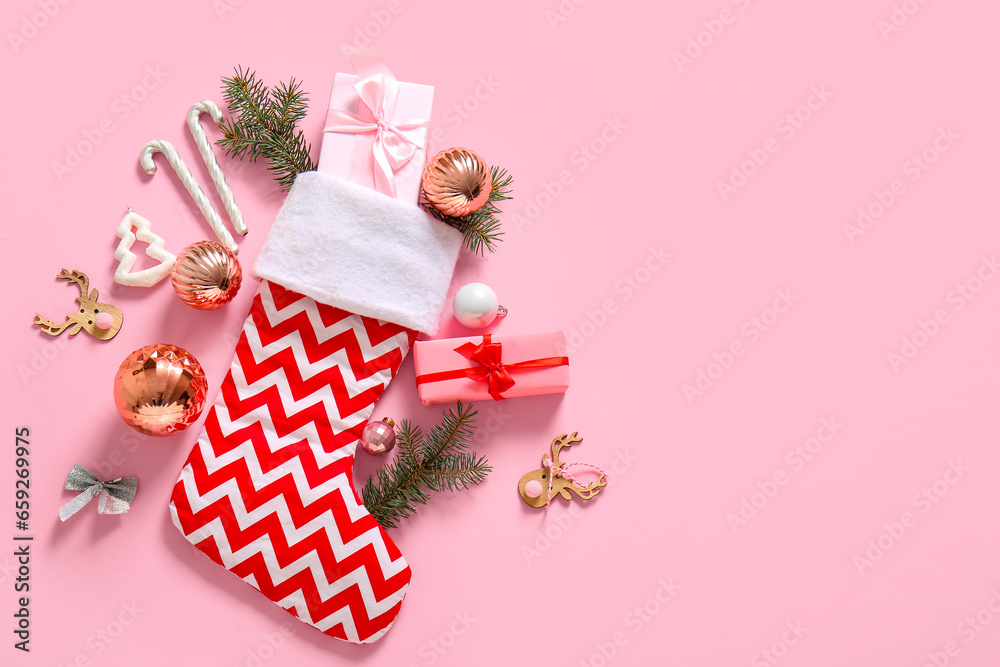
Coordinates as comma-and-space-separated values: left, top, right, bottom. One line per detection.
114, 344, 208, 437
171, 241, 242, 310
421, 148, 491, 217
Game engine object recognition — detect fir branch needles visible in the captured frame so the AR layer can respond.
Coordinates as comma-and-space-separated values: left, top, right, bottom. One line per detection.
217, 67, 316, 190
362, 402, 492, 529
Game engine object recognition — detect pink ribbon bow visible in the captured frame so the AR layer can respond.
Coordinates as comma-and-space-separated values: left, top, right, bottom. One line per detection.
324, 49, 428, 198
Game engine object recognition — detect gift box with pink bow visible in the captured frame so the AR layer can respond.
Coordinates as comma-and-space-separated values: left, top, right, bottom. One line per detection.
413, 332, 571, 405
318, 49, 434, 202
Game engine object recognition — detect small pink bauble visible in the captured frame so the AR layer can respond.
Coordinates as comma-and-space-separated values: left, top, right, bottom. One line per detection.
113, 344, 208, 437
171, 241, 242, 310
360, 418, 397, 456
421, 148, 491, 217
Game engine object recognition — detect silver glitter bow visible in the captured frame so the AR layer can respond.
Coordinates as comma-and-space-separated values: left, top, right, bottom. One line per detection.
58, 464, 138, 522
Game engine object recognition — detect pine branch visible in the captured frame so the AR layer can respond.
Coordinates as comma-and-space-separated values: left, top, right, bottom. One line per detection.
361, 402, 491, 529
217, 67, 316, 190
426, 452, 491, 492
423, 166, 513, 255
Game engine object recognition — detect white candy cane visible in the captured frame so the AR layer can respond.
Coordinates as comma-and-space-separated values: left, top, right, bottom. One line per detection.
188, 101, 247, 236
140, 139, 238, 254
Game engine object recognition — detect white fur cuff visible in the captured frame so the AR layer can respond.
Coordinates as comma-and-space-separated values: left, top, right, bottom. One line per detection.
254, 171, 462, 334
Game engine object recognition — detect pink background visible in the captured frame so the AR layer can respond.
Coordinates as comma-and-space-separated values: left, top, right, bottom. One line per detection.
3, 0, 1000, 665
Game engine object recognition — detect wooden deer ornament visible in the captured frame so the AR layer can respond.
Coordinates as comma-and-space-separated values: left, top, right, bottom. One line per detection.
33, 269, 123, 341
518, 432, 608, 508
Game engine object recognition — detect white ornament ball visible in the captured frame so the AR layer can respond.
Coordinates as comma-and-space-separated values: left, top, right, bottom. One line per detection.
453, 283, 503, 328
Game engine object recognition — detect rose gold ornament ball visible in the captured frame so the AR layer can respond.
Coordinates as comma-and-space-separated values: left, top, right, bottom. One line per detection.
421, 147, 491, 217
113, 344, 208, 437
360, 418, 397, 456
171, 241, 242, 310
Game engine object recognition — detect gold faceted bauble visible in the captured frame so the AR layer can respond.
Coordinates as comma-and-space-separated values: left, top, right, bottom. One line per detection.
113, 344, 208, 437
171, 241, 242, 310
421, 147, 491, 217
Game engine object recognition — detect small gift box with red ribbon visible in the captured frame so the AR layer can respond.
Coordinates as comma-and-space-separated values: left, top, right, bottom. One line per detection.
318, 48, 434, 203
413, 332, 570, 405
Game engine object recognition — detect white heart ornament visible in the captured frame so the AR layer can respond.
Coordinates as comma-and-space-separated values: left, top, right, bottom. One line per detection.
114, 210, 177, 287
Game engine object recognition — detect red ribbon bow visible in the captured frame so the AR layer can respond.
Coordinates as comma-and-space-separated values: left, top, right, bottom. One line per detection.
416, 334, 569, 400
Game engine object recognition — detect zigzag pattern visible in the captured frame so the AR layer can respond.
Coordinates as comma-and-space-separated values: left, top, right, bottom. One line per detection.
170, 280, 415, 644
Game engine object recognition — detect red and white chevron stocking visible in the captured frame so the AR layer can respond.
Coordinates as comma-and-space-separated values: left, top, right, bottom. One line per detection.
170, 172, 463, 643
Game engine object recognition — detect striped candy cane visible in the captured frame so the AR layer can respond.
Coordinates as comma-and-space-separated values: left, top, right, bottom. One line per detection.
140, 139, 238, 253
188, 101, 247, 236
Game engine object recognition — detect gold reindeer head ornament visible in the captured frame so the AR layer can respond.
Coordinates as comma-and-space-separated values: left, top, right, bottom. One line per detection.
518, 432, 608, 508
33, 269, 123, 341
